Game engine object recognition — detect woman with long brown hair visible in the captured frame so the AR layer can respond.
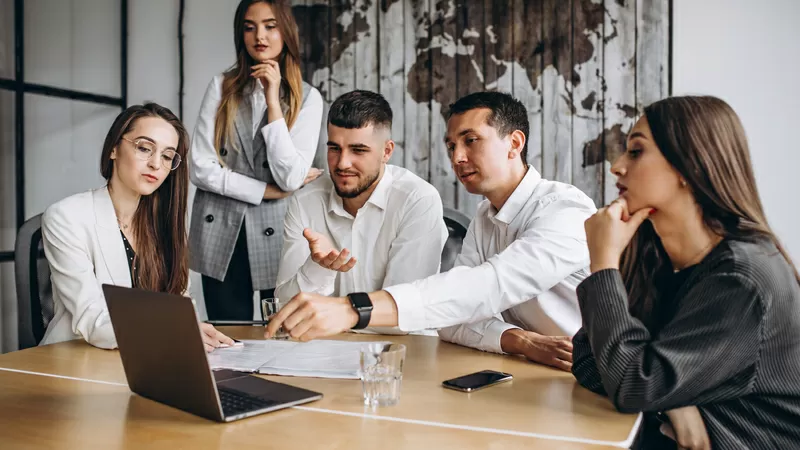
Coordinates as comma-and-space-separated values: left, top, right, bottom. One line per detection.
190, 0, 323, 320
573, 96, 800, 448
40, 103, 234, 352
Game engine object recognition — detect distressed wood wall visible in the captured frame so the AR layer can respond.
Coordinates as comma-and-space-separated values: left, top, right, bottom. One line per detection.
292, 0, 670, 215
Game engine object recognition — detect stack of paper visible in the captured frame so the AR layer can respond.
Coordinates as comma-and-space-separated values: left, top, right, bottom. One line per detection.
207, 339, 391, 379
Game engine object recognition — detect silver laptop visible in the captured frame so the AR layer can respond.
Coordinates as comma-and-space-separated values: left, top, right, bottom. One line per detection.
102, 284, 323, 422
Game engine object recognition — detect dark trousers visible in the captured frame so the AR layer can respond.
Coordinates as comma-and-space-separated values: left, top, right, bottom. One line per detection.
201, 223, 274, 320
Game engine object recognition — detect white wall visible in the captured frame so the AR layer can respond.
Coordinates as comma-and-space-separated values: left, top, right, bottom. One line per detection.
128, 0, 246, 322
672, 0, 800, 263
1, 0, 123, 353
127, 0, 180, 115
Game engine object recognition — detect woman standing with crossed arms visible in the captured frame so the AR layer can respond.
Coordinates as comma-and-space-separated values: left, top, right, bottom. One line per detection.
190, 0, 323, 320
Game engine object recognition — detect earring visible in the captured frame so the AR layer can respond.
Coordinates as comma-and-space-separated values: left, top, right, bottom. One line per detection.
680, 179, 687, 187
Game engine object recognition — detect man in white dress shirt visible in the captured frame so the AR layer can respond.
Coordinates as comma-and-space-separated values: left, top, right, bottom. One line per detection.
274, 90, 448, 334
267, 92, 597, 371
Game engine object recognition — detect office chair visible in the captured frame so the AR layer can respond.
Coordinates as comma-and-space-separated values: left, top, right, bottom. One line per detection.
441, 207, 471, 272
14, 214, 54, 349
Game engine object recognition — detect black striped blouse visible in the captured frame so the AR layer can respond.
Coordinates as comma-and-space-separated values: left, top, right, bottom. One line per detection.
572, 237, 800, 449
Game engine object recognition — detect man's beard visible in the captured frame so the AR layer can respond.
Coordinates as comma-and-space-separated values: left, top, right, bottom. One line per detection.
334, 170, 381, 199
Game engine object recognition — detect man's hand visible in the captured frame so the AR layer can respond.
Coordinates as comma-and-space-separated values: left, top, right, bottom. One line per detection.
500, 329, 573, 371
304, 229, 357, 272
661, 406, 711, 450
264, 292, 358, 341
199, 323, 235, 353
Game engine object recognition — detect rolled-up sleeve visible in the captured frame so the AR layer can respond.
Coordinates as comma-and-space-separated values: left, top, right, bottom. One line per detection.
275, 194, 337, 300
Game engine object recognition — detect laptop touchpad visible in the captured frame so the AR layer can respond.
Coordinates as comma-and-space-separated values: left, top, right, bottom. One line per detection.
218, 376, 313, 403
213, 369, 251, 383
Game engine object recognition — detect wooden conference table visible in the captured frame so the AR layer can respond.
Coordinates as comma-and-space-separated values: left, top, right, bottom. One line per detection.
0, 327, 641, 449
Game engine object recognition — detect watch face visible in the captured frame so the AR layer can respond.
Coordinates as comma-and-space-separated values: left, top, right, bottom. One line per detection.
350, 292, 373, 310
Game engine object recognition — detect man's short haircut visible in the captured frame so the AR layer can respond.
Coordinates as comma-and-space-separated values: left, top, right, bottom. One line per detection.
328, 90, 393, 131
447, 91, 529, 164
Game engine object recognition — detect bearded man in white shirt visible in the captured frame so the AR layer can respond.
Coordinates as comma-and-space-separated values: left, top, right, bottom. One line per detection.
267, 91, 597, 371
274, 90, 448, 334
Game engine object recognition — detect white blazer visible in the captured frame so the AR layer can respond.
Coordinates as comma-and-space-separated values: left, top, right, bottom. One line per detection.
39, 186, 190, 349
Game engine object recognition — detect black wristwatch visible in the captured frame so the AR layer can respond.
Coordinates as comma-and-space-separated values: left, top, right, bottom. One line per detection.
347, 292, 373, 329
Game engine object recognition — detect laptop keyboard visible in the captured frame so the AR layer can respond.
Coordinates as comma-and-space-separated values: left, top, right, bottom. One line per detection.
218, 386, 278, 417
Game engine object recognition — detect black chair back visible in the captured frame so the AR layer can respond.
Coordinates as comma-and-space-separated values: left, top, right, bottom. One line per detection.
441, 207, 471, 272
14, 214, 54, 349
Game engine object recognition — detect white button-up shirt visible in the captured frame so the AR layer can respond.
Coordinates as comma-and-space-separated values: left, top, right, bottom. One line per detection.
189, 74, 324, 204
385, 167, 597, 353
275, 165, 448, 334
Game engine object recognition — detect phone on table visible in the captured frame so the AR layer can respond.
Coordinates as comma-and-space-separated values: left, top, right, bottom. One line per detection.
442, 370, 513, 392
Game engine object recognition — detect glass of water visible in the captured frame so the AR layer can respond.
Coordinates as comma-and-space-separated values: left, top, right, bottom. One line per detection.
260, 297, 289, 340
359, 343, 406, 407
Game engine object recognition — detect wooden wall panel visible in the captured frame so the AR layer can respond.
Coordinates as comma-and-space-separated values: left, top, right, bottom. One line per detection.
404, 0, 430, 180
379, 0, 407, 167
293, 0, 671, 214
637, 0, 670, 109
541, 0, 573, 185
329, 0, 356, 99
603, 0, 637, 205
511, 0, 544, 174
429, 0, 458, 211
355, 0, 379, 92
571, 0, 605, 207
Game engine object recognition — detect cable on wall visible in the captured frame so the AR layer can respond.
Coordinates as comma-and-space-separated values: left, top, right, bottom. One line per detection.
178, 0, 186, 119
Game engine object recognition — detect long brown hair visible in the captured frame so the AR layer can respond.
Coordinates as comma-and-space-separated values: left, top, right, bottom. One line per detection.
621, 96, 800, 327
214, 0, 304, 155
100, 103, 190, 295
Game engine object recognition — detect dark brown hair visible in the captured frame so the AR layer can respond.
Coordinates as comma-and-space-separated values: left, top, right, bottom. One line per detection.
100, 103, 189, 295
621, 95, 799, 327
328, 90, 393, 130
214, 0, 303, 156
448, 91, 530, 165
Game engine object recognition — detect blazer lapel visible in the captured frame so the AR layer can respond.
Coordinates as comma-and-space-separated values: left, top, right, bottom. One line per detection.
93, 187, 132, 288
234, 89, 256, 172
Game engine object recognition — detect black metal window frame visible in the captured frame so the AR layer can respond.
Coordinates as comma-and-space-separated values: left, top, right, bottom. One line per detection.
0, 0, 128, 263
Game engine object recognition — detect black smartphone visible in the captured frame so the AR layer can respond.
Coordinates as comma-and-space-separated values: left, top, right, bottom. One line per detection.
442, 370, 513, 392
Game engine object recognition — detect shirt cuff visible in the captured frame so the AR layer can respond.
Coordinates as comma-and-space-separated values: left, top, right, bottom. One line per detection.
298, 256, 337, 289
384, 283, 426, 332
484, 321, 522, 354
226, 172, 267, 206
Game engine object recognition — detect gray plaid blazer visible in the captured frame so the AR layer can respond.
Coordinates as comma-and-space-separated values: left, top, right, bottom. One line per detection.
189, 82, 313, 290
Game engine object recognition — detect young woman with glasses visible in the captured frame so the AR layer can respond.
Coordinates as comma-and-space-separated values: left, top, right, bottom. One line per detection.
40, 103, 234, 352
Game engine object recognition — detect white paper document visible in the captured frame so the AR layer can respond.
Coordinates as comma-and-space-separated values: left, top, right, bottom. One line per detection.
207, 339, 391, 379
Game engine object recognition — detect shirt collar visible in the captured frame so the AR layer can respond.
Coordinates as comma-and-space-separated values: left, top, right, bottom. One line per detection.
366, 166, 392, 210
250, 80, 264, 96
488, 166, 542, 225
327, 166, 393, 218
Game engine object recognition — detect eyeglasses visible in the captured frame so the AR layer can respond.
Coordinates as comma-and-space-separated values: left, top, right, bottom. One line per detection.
121, 136, 182, 171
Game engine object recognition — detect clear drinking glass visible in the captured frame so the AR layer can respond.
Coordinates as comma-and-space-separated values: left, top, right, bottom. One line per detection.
359, 343, 406, 407
260, 297, 289, 340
